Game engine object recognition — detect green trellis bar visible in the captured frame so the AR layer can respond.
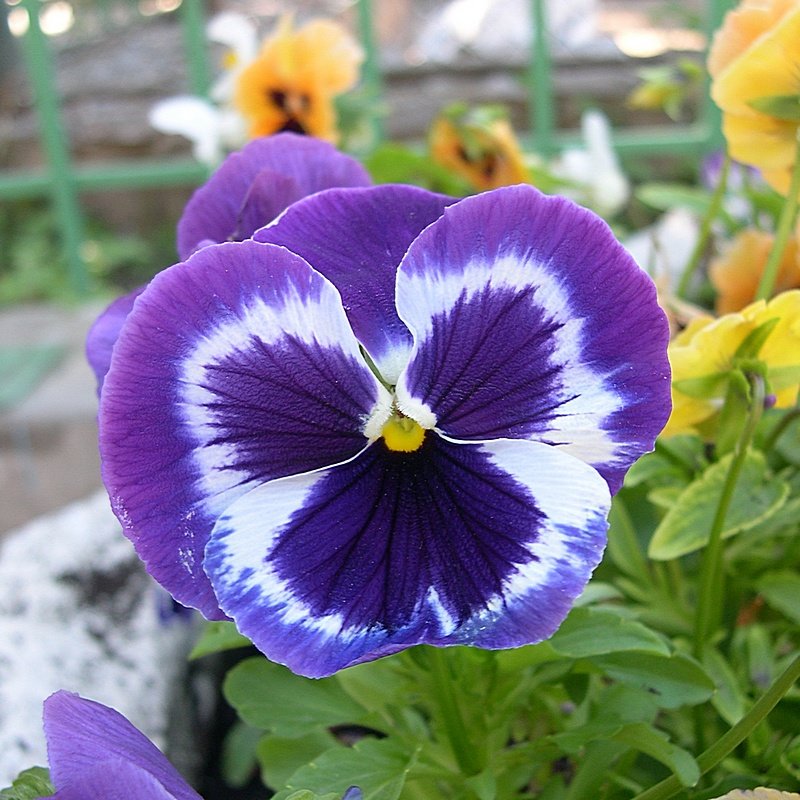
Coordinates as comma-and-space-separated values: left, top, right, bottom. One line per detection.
356, 0, 384, 148
16, 0, 87, 294
0, 0, 734, 295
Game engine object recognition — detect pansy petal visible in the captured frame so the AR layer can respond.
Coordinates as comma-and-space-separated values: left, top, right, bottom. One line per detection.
100, 240, 390, 618
176, 132, 371, 259
255, 185, 455, 383
52, 760, 177, 800
205, 434, 609, 677
44, 691, 201, 800
85, 286, 145, 393
395, 185, 671, 492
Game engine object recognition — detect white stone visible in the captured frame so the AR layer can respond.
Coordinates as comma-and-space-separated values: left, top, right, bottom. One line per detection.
0, 491, 197, 785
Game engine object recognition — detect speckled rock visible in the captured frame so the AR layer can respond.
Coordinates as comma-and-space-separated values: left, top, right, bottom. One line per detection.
0, 490, 198, 785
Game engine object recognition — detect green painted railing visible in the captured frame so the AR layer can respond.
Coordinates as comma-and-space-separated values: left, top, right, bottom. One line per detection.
0, 0, 733, 294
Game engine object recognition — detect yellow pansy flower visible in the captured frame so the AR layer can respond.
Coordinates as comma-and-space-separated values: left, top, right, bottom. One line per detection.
708, 0, 800, 197
429, 105, 529, 191
234, 16, 363, 142
710, 228, 800, 313
664, 290, 800, 436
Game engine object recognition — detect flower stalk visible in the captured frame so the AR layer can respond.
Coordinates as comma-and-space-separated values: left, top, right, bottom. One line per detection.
755, 129, 800, 301
677, 154, 730, 300
632, 651, 800, 800
693, 372, 765, 658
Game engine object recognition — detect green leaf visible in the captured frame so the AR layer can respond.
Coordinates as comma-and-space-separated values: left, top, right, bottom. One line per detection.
223, 657, 368, 737
747, 94, 800, 120
636, 183, 713, 214
258, 730, 340, 791
221, 720, 263, 788
335, 658, 411, 716
606, 498, 651, 580
593, 652, 714, 708
780, 736, 800, 779
548, 607, 669, 658
733, 318, 779, 359
701, 646, 747, 726
648, 450, 789, 560
364, 144, 472, 195
611, 723, 700, 786
285, 792, 343, 800
273, 738, 417, 800
0, 767, 54, 799
189, 620, 251, 659
757, 571, 800, 623
672, 372, 729, 399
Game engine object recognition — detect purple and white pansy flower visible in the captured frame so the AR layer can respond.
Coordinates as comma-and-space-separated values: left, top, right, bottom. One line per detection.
41, 691, 202, 800
86, 133, 371, 390
96, 180, 670, 678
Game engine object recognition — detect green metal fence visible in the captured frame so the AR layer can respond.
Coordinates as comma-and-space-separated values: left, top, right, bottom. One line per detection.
0, 0, 733, 295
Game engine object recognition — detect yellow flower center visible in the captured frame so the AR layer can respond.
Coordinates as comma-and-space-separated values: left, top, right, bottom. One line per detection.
381, 414, 426, 452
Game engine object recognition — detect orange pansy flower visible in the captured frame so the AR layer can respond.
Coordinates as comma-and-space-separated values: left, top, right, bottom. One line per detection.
710, 228, 800, 313
429, 106, 528, 192
234, 17, 363, 142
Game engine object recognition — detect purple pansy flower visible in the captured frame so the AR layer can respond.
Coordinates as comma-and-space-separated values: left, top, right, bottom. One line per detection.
85, 133, 371, 390
97, 183, 670, 678
40, 691, 202, 800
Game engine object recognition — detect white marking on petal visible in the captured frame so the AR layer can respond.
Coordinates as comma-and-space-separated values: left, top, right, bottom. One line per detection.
470, 438, 608, 619
210, 451, 377, 648
425, 586, 457, 636
177, 281, 383, 517
397, 253, 626, 468
363, 390, 394, 441
372, 342, 413, 387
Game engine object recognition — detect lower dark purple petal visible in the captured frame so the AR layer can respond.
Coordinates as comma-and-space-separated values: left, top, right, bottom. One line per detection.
99, 240, 387, 618
205, 434, 609, 677
43, 691, 201, 800
52, 761, 176, 800
395, 185, 672, 493
176, 133, 371, 259
85, 286, 145, 394
254, 185, 456, 383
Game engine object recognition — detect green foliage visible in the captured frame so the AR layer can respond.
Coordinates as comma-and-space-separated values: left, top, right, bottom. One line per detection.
189, 620, 251, 659
0, 768, 53, 799
648, 450, 790, 560
0, 199, 175, 306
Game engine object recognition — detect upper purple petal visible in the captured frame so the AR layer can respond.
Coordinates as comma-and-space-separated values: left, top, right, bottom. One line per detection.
254, 185, 455, 383
85, 286, 145, 394
176, 133, 371, 260
43, 691, 201, 800
395, 185, 672, 493
205, 434, 609, 677
99, 240, 387, 618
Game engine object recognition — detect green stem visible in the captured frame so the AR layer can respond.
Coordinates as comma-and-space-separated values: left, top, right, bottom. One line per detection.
677, 154, 730, 300
426, 648, 483, 777
755, 129, 800, 301
631, 651, 800, 800
693, 374, 765, 658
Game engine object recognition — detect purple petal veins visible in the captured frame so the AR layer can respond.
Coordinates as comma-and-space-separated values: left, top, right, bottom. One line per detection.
177, 132, 371, 259
205, 435, 609, 677
255, 184, 455, 383
395, 185, 671, 492
98, 180, 670, 675
99, 240, 390, 618
43, 691, 201, 800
